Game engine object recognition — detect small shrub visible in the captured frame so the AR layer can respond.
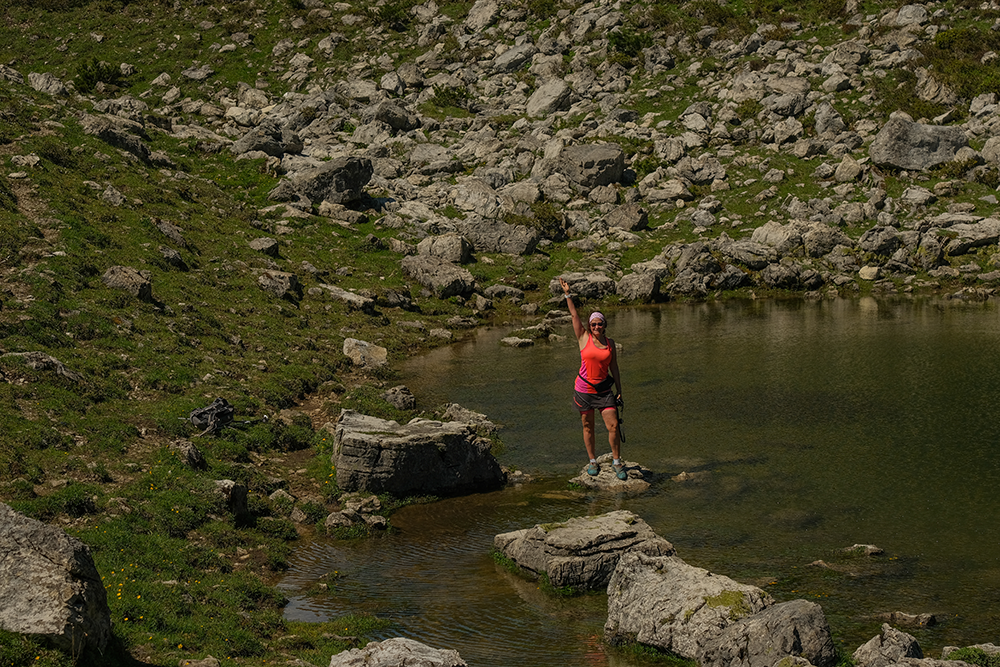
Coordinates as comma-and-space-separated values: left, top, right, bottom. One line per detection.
365, 0, 415, 29
944, 648, 1000, 667
609, 28, 652, 57
75, 57, 126, 94
429, 85, 476, 112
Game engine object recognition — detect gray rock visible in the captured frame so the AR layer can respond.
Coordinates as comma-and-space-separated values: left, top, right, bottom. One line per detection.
249, 237, 280, 257
0, 64, 24, 84
605, 551, 773, 659
384, 385, 417, 410
269, 156, 373, 205
617, 271, 662, 303
155, 218, 187, 247
568, 454, 655, 493
493, 42, 537, 73
700, 599, 837, 667
329, 637, 466, 666
716, 237, 776, 270
484, 284, 525, 301
330, 409, 506, 497
417, 233, 473, 264
526, 79, 573, 117
314, 284, 376, 313
439, 403, 497, 432
169, 439, 207, 469
257, 270, 301, 300
1, 351, 83, 382
363, 100, 421, 132
213, 480, 249, 521
554, 272, 617, 300
494, 510, 675, 591
559, 143, 625, 190
28, 71, 69, 96
80, 113, 152, 163
803, 223, 853, 258
456, 218, 539, 255
343, 338, 388, 368
853, 623, 923, 667
676, 155, 727, 185
0, 503, 111, 654
858, 226, 902, 257
401, 254, 477, 298
869, 116, 968, 171
451, 178, 504, 218
102, 265, 153, 301
751, 221, 804, 256
942, 218, 1000, 256
230, 119, 303, 157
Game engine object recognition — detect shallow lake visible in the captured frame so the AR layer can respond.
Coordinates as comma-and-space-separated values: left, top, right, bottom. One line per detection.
280, 297, 1000, 665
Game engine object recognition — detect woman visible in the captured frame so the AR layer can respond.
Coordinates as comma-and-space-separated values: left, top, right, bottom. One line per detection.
558, 277, 627, 480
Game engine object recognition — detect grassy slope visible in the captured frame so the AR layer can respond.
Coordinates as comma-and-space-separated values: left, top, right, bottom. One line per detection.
3, 0, 1000, 664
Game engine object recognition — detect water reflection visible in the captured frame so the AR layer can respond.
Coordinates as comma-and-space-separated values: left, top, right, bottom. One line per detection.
283, 298, 1000, 663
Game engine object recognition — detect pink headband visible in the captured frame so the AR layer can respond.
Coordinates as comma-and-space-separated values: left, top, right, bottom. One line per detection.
589, 312, 605, 324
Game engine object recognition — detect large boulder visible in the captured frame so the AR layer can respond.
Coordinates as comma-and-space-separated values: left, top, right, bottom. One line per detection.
102, 265, 153, 301
559, 143, 625, 190
852, 623, 923, 667
869, 115, 968, 171
942, 218, 1000, 256
605, 552, 773, 659
526, 79, 574, 117
0, 503, 111, 654
493, 510, 675, 591
401, 254, 477, 298
700, 599, 838, 667
80, 113, 152, 163
268, 156, 373, 205
456, 218, 540, 255
551, 272, 617, 300
329, 637, 466, 666
230, 118, 303, 157
330, 409, 506, 497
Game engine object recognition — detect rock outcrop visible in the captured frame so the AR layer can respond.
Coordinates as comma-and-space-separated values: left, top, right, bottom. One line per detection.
0, 504, 111, 654
329, 409, 506, 497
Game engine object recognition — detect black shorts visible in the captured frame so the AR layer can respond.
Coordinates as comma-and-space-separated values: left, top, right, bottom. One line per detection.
573, 390, 616, 413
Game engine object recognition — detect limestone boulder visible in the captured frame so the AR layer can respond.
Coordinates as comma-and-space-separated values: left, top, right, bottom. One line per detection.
268, 156, 373, 205
494, 510, 675, 591
869, 115, 968, 171
343, 338, 388, 368
0, 503, 111, 654
700, 599, 838, 667
330, 409, 506, 497
401, 254, 477, 298
559, 143, 625, 190
329, 637, 466, 666
604, 551, 773, 659
102, 265, 153, 301
852, 623, 923, 667
230, 118, 303, 157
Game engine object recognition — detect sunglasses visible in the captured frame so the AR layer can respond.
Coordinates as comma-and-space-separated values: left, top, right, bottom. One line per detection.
590, 321, 606, 327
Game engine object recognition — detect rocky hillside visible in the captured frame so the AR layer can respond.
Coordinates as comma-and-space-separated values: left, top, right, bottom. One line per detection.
3, 0, 1000, 663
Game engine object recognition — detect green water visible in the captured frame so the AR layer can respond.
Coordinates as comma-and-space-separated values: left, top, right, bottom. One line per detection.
282, 297, 1000, 665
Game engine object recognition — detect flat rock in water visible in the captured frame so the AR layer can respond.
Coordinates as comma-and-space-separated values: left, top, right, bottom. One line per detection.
494, 509, 675, 591
570, 453, 653, 492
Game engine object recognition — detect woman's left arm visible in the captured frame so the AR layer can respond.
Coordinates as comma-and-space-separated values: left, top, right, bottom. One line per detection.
610, 339, 622, 398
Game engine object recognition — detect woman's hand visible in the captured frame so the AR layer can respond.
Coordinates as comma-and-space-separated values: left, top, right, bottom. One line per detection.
558, 277, 570, 296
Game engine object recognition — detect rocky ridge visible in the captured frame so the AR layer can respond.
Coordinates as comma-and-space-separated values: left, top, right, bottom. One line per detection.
11, 0, 1000, 305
